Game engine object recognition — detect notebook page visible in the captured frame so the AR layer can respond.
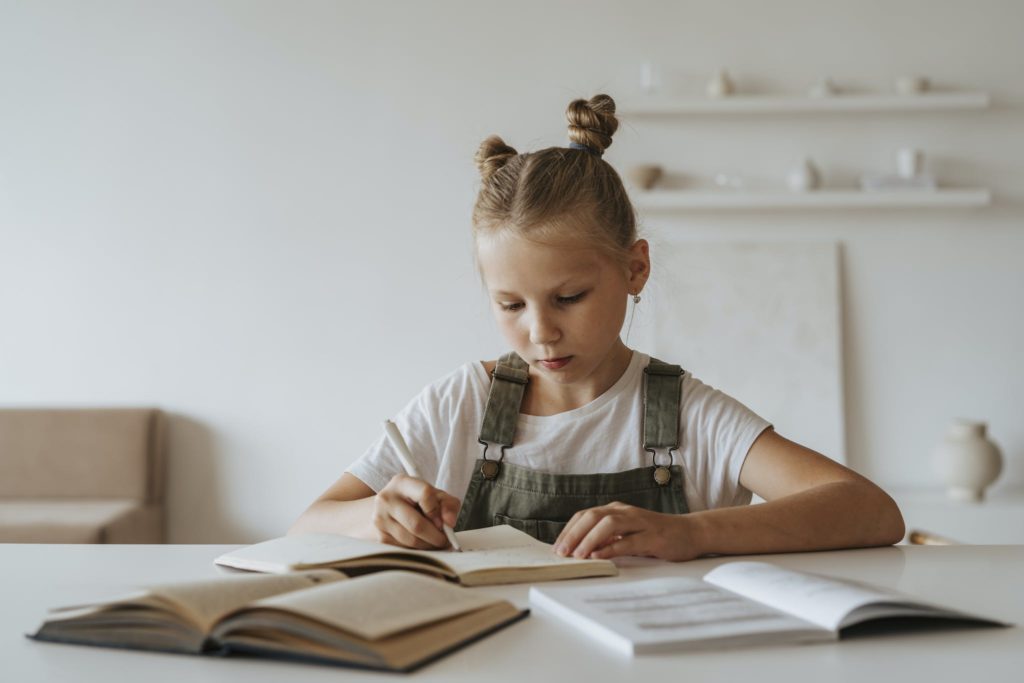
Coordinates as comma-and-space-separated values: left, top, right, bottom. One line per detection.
530, 577, 825, 654
250, 570, 504, 640
215, 534, 408, 572
703, 561, 904, 631
408, 525, 612, 575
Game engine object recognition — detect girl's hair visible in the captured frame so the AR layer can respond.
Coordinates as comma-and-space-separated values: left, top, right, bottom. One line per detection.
471, 94, 637, 266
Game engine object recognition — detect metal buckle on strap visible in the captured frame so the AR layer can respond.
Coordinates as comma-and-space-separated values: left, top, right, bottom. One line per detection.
478, 440, 508, 480
645, 447, 676, 486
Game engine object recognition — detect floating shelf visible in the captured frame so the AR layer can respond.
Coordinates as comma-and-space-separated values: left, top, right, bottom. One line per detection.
634, 189, 992, 210
620, 92, 990, 116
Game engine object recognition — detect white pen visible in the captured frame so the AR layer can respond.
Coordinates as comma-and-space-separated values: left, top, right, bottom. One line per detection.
382, 419, 462, 551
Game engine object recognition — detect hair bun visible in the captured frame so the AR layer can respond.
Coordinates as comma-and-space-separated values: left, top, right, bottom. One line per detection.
475, 135, 518, 182
566, 94, 618, 155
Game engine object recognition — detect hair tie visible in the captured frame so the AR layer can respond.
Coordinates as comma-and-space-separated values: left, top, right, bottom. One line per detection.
568, 141, 603, 157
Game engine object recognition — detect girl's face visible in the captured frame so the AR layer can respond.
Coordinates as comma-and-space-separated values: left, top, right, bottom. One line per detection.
477, 231, 649, 393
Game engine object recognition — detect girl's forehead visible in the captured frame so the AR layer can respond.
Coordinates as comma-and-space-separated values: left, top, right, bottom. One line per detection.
476, 232, 604, 265
477, 233, 613, 291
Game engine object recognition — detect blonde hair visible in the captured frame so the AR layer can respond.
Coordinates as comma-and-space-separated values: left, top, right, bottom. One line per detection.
471, 94, 637, 265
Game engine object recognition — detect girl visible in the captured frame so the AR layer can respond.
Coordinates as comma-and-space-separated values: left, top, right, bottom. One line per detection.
291, 94, 904, 561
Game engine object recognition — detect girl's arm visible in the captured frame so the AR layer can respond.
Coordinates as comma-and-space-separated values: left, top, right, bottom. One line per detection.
289, 472, 460, 549
288, 473, 379, 538
554, 429, 905, 561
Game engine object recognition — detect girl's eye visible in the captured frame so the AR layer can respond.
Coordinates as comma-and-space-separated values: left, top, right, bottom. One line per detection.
556, 292, 586, 305
498, 292, 586, 312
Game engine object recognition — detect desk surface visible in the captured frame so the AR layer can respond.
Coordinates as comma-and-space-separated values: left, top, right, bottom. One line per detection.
2, 543, 1021, 682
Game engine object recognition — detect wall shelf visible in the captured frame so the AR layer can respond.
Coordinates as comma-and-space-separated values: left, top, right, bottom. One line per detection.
620, 92, 990, 116
634, 189, 992, 210
893, 487, 1024, 544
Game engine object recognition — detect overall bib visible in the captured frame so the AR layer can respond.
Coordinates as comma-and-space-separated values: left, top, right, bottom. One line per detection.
453, 351, 689, 544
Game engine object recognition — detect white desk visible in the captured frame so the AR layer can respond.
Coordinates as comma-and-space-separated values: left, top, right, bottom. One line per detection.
2, 544, 1021, 682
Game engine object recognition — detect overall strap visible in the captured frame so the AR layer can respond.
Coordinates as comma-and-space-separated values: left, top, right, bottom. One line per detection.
478, 351, 530, 447
642, 357, 684, 451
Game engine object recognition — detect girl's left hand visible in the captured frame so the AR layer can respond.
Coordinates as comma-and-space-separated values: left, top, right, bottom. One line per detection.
553, 502, 701, 562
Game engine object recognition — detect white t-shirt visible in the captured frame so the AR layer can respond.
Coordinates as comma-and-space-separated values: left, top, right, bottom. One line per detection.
347, 351, 771, 512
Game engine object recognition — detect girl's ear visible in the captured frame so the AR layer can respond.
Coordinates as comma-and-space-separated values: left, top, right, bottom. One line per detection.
626, 239, 651, 293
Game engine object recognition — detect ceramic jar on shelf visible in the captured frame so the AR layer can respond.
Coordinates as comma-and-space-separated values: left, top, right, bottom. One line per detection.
786, 158, 822, 192
932, 419, 1003, 502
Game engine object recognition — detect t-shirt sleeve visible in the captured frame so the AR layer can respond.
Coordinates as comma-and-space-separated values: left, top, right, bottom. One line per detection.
681, 373, 772, 511
345, 380, 452, 493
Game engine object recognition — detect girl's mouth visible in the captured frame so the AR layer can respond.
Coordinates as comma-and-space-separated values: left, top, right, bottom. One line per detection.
539, 356, 573, 370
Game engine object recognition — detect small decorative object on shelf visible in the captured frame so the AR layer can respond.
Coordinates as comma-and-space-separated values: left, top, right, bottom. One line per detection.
808, 77, 839, 98
633, 188, 990, 210
627, 163, 663, 190
618, 91, 989, 115
896, 147, 923, 178
933, 419, 1003, 502
861, 148, 936, 191
713, 170, 745, 190
706, 69, 735, 98
786, 158, 822, 192
640, 61, 661, 94
896, 75, 931, 95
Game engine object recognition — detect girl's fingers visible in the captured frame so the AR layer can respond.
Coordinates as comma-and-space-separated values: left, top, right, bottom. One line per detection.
571, 514, 633, 559
589, 533, 641, 559
555, 508, 608, 556
384, 511, 440, 549
400, 480, 462, 531
390, 500, 448, 547
377, 475, 462, 548
438, 492, 462, 528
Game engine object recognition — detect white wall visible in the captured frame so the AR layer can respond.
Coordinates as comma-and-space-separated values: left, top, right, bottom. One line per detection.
2, 0, 1021, 542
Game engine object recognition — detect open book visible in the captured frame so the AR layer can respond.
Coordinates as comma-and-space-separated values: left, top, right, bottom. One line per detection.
215, 524, 617, 587
30, 569, 526, 672
529, 560, 1009, 655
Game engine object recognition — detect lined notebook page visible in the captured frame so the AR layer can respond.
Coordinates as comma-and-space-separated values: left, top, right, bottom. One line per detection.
703, 562, 903, 631
530, 577, 825, 654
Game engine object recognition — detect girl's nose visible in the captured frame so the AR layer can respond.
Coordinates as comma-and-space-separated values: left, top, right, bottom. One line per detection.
529, 312, 561, 346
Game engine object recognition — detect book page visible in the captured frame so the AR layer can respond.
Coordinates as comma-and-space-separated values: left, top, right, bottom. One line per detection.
149, 570, 347, 631
246, 570, 505, 640
48, 570, 346, 633
530, 577, 827, 654
703, 561, 908, 631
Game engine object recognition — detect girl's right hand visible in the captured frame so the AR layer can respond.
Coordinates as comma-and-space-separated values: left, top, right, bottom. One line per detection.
372, 474, 461, 549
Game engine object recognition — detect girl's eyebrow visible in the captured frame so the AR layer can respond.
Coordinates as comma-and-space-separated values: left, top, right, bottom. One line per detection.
494, 278, 586, 297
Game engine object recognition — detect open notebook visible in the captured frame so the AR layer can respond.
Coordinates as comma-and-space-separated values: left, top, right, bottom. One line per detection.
529, 560, 1009, 655
215, 525, 617, 586
30, 569, 526, 672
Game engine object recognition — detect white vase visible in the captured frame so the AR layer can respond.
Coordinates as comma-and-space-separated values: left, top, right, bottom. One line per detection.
896, 148, 923, 179
706, 69, 734, 98
933, 419, 1003, 502
786, 158, 821, 192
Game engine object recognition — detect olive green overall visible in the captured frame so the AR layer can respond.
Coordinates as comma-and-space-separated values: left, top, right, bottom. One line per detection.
453, 351, 690, 544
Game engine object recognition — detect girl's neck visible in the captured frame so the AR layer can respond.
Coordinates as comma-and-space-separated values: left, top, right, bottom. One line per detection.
520, 342, 634, 416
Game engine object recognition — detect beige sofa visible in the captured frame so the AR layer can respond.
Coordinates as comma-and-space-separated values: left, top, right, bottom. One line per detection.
0, 408, 165, 543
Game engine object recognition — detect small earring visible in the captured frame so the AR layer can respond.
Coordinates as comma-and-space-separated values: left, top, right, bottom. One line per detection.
632, 293, 641, 304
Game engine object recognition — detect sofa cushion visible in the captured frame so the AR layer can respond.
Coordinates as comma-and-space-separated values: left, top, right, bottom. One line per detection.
0, 499, 144, 543
0, 408, 163, 500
